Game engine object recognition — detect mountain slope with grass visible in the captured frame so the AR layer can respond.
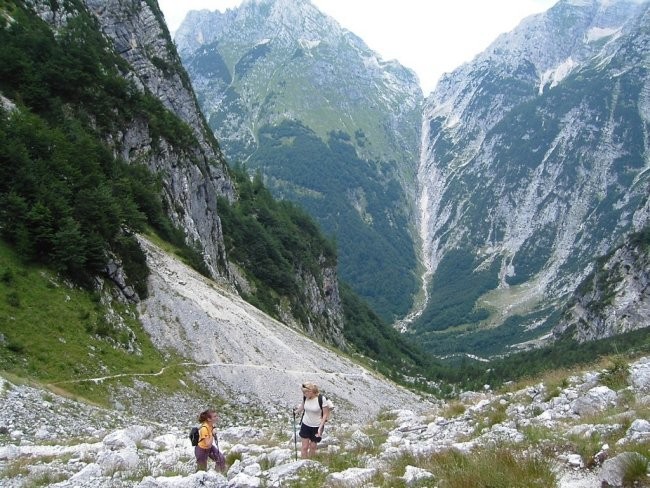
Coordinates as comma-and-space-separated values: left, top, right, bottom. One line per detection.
175, 0, 423, 322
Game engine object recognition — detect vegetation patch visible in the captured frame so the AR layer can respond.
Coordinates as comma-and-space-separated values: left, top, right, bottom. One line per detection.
0, 2, 212, 294
0, 240, 204, 406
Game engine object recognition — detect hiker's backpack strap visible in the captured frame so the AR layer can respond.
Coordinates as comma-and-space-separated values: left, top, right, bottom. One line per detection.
318, 394, 323, 417
199, 423, 212, 439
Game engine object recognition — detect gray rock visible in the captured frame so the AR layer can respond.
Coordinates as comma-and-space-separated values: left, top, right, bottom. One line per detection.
600, 451, 648, 487
228, 472, 262, 487
325, 467, 376, 487
403, 465, 434, 486
630, 358, 650, 392
263, 459, 324, 487
137, 471, 226, 487
96, 448, 140, 473
572, 386, 617, 416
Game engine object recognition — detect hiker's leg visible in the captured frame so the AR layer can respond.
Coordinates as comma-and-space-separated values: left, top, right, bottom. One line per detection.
299, 423, 317, 458
301, 437, 310, 458
207, 445, 217, 463
307, 439, 318, 457
207, 445, 224, 470
195, 446, 208, 471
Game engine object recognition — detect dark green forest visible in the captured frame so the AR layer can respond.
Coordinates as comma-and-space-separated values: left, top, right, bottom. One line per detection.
0, 1, 208, 294
217, 166, 336, 318
412, 248, 496, 336
247, 120, 419, 323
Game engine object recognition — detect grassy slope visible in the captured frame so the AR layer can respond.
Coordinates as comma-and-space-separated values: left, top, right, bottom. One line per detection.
0, 239, 198, 406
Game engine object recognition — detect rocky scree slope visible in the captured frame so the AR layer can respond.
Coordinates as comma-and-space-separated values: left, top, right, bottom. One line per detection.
135, 236, 420, 421
1, 351, 649, 486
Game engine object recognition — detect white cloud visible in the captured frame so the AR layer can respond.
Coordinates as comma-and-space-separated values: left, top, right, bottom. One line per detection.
157, 0, 558, 94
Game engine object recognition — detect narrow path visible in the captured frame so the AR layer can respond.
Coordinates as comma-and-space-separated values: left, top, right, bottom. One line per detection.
48, 361, 369, 386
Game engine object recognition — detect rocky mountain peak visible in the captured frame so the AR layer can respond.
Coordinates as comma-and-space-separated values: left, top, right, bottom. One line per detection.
175, 0, 344, 57
415, 0, 650, 355
431, 0, 649, 123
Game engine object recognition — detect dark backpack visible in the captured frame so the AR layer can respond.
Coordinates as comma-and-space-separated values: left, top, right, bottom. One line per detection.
189, 426, 200, 446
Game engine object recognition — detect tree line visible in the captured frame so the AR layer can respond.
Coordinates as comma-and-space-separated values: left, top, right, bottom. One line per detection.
0, 2, 205, 294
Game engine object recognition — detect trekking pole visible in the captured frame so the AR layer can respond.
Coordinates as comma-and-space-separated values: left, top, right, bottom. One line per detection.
292, 408, 298, 461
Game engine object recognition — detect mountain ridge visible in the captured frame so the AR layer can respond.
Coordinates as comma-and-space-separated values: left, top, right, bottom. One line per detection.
413, 0, 650, 354
175, 0, 423, 321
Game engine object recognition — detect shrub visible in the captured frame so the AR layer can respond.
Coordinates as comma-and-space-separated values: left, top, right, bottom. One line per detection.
442, 401, 466, 419
600, 356, 629, 391
6, 291, 20, 308
0, 268, 14, 285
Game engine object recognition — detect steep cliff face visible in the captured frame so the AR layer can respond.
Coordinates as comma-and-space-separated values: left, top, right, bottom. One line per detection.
21, 0, 345, 346
174, 0, 423, 321
554, 227, 650, 342
415, 0, 650, 355
27, 0, 235, 279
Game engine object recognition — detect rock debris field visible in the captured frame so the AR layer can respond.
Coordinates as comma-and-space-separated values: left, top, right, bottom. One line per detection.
1, 356, 649, 487
1, 239, 649, 487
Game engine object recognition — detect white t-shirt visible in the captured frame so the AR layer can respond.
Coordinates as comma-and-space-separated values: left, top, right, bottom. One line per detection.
302, 396, 327, 427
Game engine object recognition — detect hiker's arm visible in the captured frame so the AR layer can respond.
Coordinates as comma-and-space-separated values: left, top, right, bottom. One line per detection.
318, 406, 331, 432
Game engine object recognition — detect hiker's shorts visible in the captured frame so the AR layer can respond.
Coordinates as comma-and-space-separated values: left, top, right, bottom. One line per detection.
299, 423, 322, 443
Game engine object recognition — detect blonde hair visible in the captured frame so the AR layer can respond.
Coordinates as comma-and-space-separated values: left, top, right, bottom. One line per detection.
301, 382, 320, 394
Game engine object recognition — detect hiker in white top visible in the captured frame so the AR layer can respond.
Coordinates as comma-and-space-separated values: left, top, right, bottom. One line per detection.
294, 382, 331, 458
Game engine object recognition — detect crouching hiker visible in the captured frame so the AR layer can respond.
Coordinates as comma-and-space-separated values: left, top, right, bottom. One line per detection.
294, 382, 332, 458
195, 409, 226, 472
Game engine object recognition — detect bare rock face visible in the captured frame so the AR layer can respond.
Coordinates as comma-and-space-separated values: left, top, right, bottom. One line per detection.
84, 0, 235, 280
28, 0, 235, 280
415, 0, 650, 353
554, 233, 650, 342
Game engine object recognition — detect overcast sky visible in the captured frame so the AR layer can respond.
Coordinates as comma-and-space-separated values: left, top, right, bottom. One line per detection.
158, 0, 558, 94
